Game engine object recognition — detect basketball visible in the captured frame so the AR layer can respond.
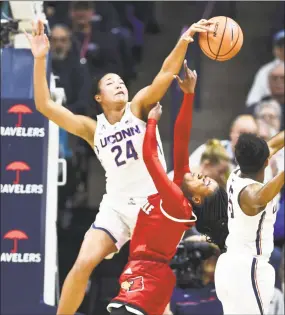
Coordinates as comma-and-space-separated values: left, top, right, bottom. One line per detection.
199, 16, 243, 61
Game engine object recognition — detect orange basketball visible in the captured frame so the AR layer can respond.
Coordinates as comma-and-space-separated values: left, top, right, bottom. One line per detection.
199, 16, 243, 61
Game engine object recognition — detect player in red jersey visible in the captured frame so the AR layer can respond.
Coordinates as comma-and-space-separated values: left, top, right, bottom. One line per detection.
107, 61, 228, 315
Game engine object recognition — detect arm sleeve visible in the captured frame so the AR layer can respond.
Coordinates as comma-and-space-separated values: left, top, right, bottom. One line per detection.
143, 119, 193, 220
173, 93, 194, 185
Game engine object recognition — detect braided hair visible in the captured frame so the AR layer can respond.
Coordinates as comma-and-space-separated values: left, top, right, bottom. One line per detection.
194, 187, 229, 252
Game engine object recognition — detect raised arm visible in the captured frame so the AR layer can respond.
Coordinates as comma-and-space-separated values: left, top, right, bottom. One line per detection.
240, 171, 285, 216
143, 105, 193, 220
173, 61, 196, 185
26, 20, 95, 147
268, 130, 284, 158
131, 20, 211, 120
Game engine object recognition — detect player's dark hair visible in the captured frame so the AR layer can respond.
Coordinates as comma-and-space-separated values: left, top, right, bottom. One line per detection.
194, 187, 229, 252
91, 73, 107, 96
235, 133, 270, 174
90, 73, 108, 115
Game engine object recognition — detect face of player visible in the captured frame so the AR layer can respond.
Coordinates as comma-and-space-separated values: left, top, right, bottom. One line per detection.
95, 73, 129, 109
182, 172, 219, 204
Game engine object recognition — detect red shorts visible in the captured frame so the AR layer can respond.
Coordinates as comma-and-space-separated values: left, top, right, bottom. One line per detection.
107, 260, 176, 315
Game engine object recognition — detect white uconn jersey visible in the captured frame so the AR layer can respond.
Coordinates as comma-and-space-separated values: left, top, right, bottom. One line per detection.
94, 103, 167, 196
226, 168, 278, 260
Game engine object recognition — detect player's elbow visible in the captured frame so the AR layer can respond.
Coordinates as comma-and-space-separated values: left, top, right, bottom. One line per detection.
34, 101, 46, 114
35, 101, 48, 115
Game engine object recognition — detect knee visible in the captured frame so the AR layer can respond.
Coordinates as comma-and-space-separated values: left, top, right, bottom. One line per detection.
72, 257, 97, 277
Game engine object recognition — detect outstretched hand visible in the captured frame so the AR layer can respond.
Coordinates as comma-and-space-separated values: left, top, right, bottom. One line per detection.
174, 60, 197, 94
181, 19, 213, 43
24, 20, 50, 59
148, 103, 162, 122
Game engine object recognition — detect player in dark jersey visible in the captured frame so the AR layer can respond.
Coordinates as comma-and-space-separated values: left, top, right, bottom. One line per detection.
107, 61, 228, 315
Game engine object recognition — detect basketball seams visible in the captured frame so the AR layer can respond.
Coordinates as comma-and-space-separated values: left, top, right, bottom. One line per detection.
218, 25, 241, 58
199, 16, 243, 61
206, 17, 227, 57
214, 17, 228, 60
200, 44, 216, 60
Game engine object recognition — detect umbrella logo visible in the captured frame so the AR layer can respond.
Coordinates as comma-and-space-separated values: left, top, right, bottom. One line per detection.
6, 161, 31, 184
3, 230, 28, 253
7, 104, 33, 127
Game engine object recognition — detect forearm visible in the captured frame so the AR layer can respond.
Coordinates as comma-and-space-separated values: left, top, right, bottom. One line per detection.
131, 39, 191, 117
143, 119, 193, 219
268, 130, 284, 157
161, 38, 189, 75
143, 119, 165, 188
34, 57, 51, 111
258, 171, 284, 206
174, 93, 194, 141
173, 93, 194, 182
143, 119, 180, 199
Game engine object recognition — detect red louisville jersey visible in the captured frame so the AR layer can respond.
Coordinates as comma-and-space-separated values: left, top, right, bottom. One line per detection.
108, 94, 196, 315
129, 192, 195, 262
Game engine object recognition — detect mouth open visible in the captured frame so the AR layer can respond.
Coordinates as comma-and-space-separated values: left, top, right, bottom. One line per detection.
115, 91, 125, 96
204, 178, 211, 186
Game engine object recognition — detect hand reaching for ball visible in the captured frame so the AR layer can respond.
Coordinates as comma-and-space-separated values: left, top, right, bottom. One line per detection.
25, 20, 50, 59
174, 60, 197, 94
181, 19, 213, 43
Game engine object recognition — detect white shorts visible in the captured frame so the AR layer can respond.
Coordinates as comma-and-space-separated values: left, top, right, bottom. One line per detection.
215, 253, 275, 315
91, 194, 147, 252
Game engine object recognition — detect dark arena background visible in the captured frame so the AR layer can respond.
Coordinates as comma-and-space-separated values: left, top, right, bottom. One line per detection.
1, 1, 284, 315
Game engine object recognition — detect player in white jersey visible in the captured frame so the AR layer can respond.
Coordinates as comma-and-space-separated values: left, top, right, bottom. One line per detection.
26, 19, 213, 315
215, 131, 284, 315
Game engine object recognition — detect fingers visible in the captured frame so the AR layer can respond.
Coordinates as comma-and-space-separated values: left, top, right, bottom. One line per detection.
23, 28, 32, 43
38, 20, 45, 36
31, 19, 45, 36
173, 74, 183, 85
31, 20, 36, 36
191, 24, 212, 33
44, 34, 50, 48
183, 60, 195, 79
155, 102, 161, 109
183, 59, 188, 73
36, 20, 40, 36
197, 19, 214, 25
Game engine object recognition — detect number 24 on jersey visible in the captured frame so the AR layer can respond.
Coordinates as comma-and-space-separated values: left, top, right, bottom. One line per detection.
111, 140, 138, 167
